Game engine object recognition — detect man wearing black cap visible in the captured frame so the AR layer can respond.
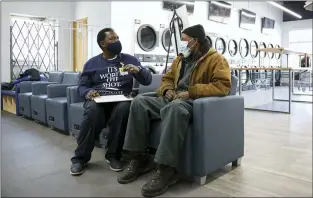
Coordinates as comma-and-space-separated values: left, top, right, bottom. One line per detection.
118, 24, 231, 197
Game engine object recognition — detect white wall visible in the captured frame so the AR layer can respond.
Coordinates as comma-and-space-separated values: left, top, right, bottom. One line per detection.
281, 19, 313, 49
111, 1, 283, 60
0, 2, 75, 82
0, 1, 285, 82
74, 2, 111, 59
281, 19, 313, 67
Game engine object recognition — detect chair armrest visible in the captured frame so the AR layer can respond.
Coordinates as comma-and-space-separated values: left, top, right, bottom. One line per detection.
192, 95, 245, 175
32, 82, 58, 95
47, 84, 75, 98
67, 86, 85, 104
139, 92, 157, 97
17, 81, 35, 93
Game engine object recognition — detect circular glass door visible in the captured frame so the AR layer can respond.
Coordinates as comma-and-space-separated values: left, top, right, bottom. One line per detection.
251, 69, 260, 85
268, 43, 274, 59
161, 28, 173, 52
259, 42, 267, 58
239, 38, 249, 58
250, 40, 258, 58
228, 39, 238, 57
206, 35, 213, 48
275, 44, 281, 60
137, 25, 157, 52
215, 37, 226, 54
241, 69, 250, 85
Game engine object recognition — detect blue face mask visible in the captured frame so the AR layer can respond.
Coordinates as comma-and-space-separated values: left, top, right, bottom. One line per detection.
106, 40, 122, 55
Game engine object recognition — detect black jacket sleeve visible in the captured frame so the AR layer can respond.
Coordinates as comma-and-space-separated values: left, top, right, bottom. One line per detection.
78, 62, 92, 98
132, 60, 152, 86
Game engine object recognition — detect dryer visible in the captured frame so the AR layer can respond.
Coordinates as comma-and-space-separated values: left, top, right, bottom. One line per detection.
160, 27, 174, 55
133, 19, 163, 74
134, 19, 161, 55
206, 33, 214, 49
159, 26, 176, 73
206, 31, 218, 49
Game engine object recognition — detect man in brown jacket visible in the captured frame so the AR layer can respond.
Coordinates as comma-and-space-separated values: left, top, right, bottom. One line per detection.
118, 24, 231, 197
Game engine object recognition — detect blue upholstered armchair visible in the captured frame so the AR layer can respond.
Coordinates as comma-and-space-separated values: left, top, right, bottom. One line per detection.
30, 72, 64, 124
141, 75, 244, 184
45, 72, 81, 133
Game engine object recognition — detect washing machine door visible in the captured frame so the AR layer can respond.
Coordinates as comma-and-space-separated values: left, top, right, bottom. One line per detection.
215, 37, 226, 54
137, 24, 158, 52
275, 44, 281, 60
161, 28, 173, 53
228, 39, 238, 57
240, 67, 250, 86
268, 43, 274, 59
251, 68, 260, 86
275, 70, 282, 83
239, 38, 249, 58
206, 35, 213, 48
259, 42, 267, 58
233, 69, 249, 87
250, 40, 259, 58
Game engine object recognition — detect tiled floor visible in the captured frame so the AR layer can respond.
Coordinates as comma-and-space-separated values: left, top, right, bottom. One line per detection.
1, 94, 312, 197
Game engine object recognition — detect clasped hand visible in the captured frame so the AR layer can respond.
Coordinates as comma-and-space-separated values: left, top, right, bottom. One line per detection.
86, 90, 100, 100
165, 90, 189, 100
121, 64, 140, 73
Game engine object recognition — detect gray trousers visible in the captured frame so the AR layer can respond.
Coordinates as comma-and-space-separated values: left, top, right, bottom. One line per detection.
123, 95, 193, 168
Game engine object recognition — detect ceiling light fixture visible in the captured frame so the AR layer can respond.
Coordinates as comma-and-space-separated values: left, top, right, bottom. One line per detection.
267, 1, 302, 19
211, 1, 232, 9
241, 10, 256, 18
304, 1, 313, 11
180, 1, 194, 6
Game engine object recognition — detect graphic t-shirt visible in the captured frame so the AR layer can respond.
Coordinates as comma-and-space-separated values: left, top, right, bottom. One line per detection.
78, 53, 152, 98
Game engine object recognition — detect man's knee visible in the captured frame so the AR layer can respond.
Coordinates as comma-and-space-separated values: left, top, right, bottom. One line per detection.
160, 100, 190, 117
131, 95, 147, 108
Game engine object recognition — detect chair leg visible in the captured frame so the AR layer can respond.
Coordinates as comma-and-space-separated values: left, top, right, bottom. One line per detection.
194, 176, 207, 185
232, 158, 242, 166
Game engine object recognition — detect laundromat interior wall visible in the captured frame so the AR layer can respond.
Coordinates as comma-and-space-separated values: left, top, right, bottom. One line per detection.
3, 1, 311, 82
110, 1, 283, 57
281, 19, 313, 67
74, 1, 112, 60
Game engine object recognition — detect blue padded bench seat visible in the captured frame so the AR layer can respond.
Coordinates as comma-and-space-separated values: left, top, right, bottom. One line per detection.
1, 90, 16, 96
31, 95, 48, 123
46, 97, 68, 131
68, 102, 84, 136
18, 92, 33, 117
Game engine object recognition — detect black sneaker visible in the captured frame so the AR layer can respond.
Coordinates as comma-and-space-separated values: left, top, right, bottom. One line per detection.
70, 163, 86, 176
141, 165, 178, 197
106, 158, 124, 172
117, 157, 153, 184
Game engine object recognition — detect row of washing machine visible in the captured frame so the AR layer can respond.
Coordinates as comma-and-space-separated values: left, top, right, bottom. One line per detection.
205, 32, 281, 61
231, 66, 292, 91
133, 20, 175, 74
133, 21, 282, 74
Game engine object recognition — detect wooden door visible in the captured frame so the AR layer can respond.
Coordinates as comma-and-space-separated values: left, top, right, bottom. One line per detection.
73, 17, 88, 72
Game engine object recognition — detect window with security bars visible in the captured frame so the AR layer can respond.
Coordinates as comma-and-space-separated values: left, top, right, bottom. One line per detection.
10, 15, 58, 80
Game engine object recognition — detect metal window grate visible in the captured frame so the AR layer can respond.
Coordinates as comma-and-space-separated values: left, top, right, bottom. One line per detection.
10, 17, 58, 80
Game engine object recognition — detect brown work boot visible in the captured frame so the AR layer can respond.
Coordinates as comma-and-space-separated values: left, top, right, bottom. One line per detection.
141, 164, 178, 197
117, 155, 153, 184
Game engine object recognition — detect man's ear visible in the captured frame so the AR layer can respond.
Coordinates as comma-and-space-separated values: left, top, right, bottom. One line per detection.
100, 41, 106, 48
